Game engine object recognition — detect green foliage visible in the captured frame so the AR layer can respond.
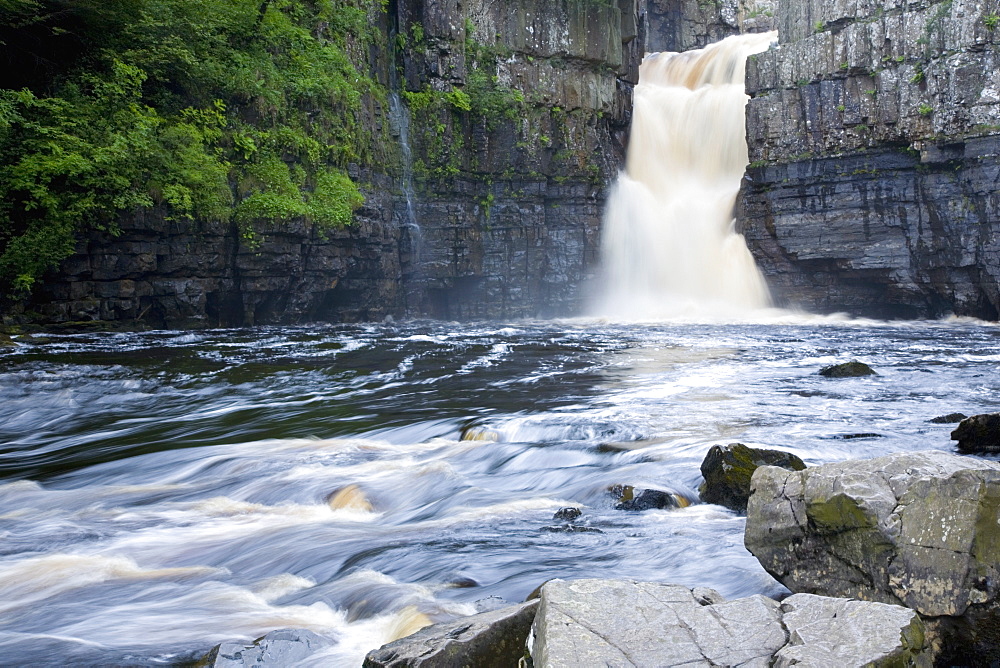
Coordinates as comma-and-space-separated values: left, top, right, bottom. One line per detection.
0, 0, 383, 294
985, 12, 1000, 29
918, 103, 934, 116
465, 68, 525, 129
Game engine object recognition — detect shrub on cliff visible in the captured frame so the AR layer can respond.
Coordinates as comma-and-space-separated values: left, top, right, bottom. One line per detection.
0, 0, 384, 295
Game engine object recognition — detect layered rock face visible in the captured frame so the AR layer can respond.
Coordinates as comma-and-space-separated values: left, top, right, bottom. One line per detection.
739, 0, 1000, 319
35, 180, 403, 328
645, 0, 777, 52
393, 0, 643, 320
745, 451, 1000, 662
22, 1, 644, 327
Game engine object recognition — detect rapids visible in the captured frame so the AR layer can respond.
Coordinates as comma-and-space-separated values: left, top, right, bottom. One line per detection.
2, 316, 999, 664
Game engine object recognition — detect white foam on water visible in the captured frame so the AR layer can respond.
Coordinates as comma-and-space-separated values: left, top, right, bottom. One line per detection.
0, 554, 223, 615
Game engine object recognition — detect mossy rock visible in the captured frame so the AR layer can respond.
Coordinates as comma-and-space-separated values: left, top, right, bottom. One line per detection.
698, 443, 806, 513
819, 360, 877, 377
952, 413, 1000, 454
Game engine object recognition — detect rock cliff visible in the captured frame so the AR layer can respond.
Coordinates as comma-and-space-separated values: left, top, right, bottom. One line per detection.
645, 0, 777, 52
19, 0, 645, 327
739, 0, 1000, 319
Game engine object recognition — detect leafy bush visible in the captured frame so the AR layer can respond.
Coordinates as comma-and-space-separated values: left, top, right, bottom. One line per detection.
0, 0, 383, 295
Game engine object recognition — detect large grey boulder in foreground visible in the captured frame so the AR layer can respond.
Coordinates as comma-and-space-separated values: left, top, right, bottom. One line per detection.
363, 600, 537, 668
745, 450, 1000, 662
529, 579, 925, 667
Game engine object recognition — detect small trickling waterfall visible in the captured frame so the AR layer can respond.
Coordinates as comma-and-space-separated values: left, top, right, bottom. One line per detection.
594, 32, 778, 318
388, 91, 419, 235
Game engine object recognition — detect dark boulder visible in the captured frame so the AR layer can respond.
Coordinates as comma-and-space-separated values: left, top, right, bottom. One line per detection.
818, 361, 877, 377
698, 443, 806, 513
553, 507, 582, 521
931, 412, 968, 424
951, 413, 1000, 453
614, 488, 679, 512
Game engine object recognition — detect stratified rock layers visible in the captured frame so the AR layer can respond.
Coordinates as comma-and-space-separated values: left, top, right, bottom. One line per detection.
25, 0, 645, 327
739, 0, 1000, 319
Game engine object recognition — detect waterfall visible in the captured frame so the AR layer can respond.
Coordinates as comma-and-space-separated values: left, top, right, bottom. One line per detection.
594, 32, 778, 319
388, 91, 421, 245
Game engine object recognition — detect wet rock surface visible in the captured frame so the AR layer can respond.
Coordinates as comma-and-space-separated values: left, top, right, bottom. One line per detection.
614, 488, 680, 511
363, 600, 537, 668
951, 412, 1000, 453
931, 412, 968, 424
745, 450, 1000, 662
552, 507, 582, 521
204, 629, 334, 667
610, 484, 688, 511
529, 579, 925, 667
818, 360, 877, 377
698, 442, 806, 512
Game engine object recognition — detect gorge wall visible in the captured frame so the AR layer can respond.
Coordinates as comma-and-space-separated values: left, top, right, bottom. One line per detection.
21, 0, 645, 328
739, 0, 1000, 319
645, 0, 776, 52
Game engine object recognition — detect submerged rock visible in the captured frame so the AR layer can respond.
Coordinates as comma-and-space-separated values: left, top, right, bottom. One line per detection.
818, 360, 877, 377
615, 488, 679, 511
745, 451, 1000, 663
528, 579, 925, 667
204, 629, 334, 667
609, 484, 688, 511
326, 484, 373, 512
930, 412, 967, 424
552, 507, 581, 521
698, 442, 805, 513
951, 412, 1000, 454
363, 600, 537, 668
460, 427, 499, 442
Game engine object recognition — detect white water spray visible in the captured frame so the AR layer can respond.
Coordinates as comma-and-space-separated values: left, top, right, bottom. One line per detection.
595, 32, 778, 319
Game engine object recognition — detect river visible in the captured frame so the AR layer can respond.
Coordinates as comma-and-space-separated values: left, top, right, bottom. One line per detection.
1, 314, 998, 665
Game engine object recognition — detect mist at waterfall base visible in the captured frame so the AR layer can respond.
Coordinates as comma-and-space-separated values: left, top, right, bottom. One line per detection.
3, 318, 1000, 665
594, 32, 777, 319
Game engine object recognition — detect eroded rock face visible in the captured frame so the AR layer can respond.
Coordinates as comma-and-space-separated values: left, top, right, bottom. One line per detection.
363, 600, 538, 668
698, 442, 806, 512
645, 0, 777, 53
529, 579, 925, 667
739, 0, 1000, 319
745, 450, 1000, 661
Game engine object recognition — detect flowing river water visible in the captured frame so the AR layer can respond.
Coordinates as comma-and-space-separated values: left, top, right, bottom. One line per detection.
2, 314, 999, 665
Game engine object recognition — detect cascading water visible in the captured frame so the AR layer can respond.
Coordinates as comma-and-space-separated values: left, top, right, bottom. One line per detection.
388, 91, 419, 237
595, 32, 778, 318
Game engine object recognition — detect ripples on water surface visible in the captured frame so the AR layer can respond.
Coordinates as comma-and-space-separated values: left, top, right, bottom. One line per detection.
2, 315, 999, 665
